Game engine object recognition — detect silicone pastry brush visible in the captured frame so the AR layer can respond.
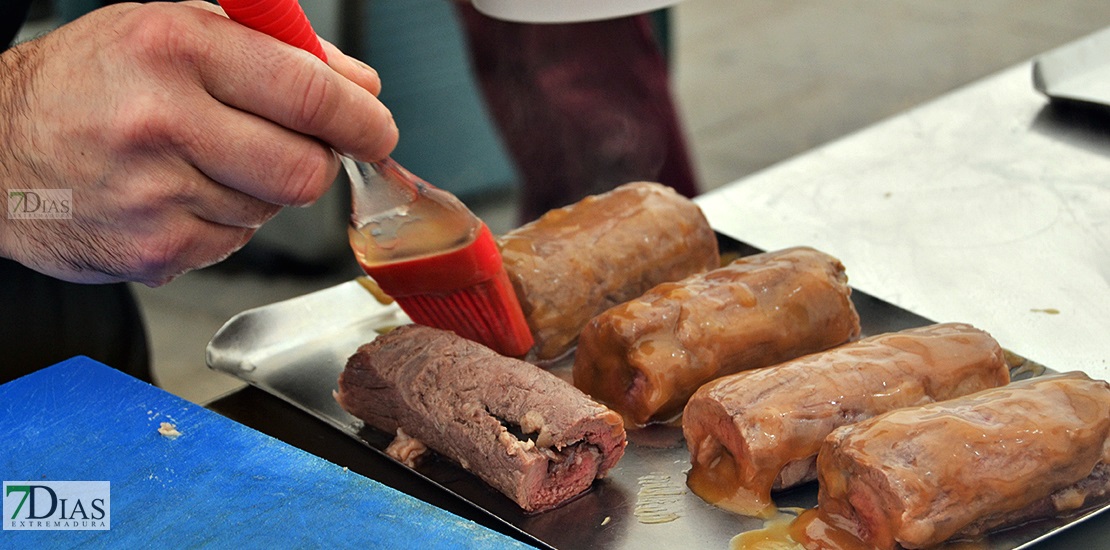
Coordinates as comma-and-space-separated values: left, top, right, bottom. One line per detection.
218, 0, 534, 357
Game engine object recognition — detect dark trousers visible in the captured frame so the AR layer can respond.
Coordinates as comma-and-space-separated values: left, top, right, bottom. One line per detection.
0, 258, 151, 385
453, 6, 699, 223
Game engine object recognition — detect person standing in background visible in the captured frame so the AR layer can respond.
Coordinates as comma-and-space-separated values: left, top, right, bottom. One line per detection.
452, 4, 699, 222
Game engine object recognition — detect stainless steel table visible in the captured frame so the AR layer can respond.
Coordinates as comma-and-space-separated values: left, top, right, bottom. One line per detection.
696, 34, 1110, 548
698, 55, 1109, 383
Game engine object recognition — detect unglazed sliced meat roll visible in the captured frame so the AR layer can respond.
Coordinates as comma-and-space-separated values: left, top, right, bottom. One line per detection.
335, 325, 627, 513
573, 246, 861, 426
816, 373, 1110, 550
498, 181, 719, 361
682, 323, 1010, 517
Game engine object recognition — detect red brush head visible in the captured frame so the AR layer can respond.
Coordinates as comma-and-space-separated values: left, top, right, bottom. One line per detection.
360, 224, 535, 357
218, 0, 328, 62
218, 1, 530, 355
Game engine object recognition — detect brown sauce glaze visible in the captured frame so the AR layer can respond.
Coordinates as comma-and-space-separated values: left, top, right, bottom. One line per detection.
499, 182, 719, 361
574, 247, 860, 427
816, 373, 1110, 549
682, 323, 1009, 517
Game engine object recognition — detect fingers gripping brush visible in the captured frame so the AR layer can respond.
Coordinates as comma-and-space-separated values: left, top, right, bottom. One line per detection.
218, 0, 534, 357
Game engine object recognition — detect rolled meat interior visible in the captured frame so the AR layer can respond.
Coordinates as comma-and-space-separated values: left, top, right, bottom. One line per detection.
573, 246, 861, 426
681, 322, 1011, 517
335, 324, 628, 513
815, 372, 1110, 550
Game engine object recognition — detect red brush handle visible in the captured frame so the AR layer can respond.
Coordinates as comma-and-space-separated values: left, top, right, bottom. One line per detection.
218, 0, 328, 63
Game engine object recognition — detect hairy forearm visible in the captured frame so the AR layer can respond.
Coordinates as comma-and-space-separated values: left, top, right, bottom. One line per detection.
0, 37, 44, 265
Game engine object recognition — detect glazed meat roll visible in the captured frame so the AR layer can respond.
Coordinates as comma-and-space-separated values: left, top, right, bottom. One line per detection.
498, 182, 719, 361
335, 325, 627, 513
573, 246, 861, 426
682, 323, 1010, 517
816, 373, 1110, 550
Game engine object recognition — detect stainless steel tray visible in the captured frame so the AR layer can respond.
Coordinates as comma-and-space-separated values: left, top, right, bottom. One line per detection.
206, 235, 1108, 549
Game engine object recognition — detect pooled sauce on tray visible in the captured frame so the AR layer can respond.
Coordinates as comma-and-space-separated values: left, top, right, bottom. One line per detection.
686, 444, 777, 518
787, 509, 875, 550
1005, 349, 1047, 379
730, 508, 806, 549
633, 473, 685, 524
732, 508, 991, 550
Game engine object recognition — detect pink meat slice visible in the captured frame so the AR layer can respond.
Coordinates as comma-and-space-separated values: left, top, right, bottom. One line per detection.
336, 324, 627, 513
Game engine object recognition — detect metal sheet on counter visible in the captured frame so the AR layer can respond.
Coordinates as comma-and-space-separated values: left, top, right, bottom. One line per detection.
1033, 26, 1110, 108
206, 236, 1107, 550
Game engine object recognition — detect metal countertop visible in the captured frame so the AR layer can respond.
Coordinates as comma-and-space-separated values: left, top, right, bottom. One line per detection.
697, 55, 1110, 383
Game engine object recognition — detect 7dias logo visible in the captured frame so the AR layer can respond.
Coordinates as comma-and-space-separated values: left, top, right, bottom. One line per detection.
7, 189, 72, 219
4, 481, 110, 530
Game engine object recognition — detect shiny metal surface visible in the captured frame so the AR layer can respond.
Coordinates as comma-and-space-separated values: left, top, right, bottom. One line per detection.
206, 235, 1107, 549
692, 29, 1110, 547
205, 29, 1110, 549
1034, 27, 1110, 107
696, 41, 1110, 384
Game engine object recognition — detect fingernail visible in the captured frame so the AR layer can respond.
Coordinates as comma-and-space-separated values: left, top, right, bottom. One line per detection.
348, 55, 378, 78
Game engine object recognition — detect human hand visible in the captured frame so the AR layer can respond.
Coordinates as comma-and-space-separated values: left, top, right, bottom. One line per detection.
0, 1, 398, 286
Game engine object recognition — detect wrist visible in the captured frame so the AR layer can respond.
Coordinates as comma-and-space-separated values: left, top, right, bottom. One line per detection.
0, 39, 42, 265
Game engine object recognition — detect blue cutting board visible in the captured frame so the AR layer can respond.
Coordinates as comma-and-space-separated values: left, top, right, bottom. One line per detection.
0, 357, 531, 548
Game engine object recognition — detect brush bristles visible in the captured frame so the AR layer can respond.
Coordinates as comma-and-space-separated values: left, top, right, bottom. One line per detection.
396, 278, 533, 357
